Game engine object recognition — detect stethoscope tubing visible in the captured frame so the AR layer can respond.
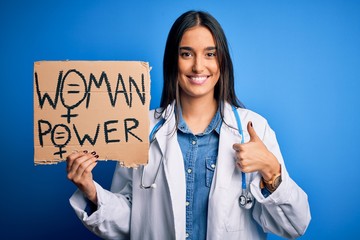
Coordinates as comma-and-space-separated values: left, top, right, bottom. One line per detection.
141, 118, 165, 189
231, 105, 247, 190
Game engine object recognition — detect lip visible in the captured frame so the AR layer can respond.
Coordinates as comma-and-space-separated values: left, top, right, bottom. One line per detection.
186, 75, 210, 85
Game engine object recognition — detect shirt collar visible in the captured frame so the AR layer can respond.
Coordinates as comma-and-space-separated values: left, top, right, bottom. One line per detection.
177, 105, 222, 135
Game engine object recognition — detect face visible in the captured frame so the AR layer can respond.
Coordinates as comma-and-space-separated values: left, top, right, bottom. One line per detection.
177, 26, 220, 101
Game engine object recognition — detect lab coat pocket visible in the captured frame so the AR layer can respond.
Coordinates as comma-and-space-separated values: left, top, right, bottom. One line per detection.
224, 197, 248, 232
205, 156, 217, 187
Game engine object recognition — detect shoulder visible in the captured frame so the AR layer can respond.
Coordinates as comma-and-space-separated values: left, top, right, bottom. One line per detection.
224, 103, 269, 127
149, 108, 161, 129
149, 103, 175, 128
237, 108, 269, 126
223, 103, 272, 140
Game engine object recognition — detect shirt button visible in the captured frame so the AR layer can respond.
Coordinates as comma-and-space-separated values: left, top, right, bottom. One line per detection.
186, 201, 190, 206
211, 164, 216, 169
192, 140, 196, 145
187, 168, 192, 174
186, 232, 189, 238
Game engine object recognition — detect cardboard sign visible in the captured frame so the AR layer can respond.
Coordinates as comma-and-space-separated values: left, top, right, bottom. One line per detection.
34, 61, 150, 167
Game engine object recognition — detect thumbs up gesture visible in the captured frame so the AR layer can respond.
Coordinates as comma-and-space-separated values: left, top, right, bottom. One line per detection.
232, 121, 280, 181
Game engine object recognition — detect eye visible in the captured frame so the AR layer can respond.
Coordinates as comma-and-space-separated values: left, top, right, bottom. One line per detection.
180, 51, 193, 58
206, 52, 217, 58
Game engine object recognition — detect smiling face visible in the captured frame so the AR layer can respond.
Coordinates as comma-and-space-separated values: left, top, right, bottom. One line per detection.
177, 26, 220, 101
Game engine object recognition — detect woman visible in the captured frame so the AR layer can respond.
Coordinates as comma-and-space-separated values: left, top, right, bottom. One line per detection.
67, 10, 311, 240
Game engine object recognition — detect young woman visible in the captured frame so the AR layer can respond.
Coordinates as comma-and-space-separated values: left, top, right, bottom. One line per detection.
67, 10, 311, 240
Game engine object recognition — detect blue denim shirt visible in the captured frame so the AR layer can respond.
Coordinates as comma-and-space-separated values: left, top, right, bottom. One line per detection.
177, 108, 222, 240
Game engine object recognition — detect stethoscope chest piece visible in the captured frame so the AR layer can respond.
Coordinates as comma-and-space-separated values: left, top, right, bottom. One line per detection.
239, 189, 254, 209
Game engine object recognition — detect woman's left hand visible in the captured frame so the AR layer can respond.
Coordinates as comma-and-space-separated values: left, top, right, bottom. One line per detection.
232, 121, 280, 181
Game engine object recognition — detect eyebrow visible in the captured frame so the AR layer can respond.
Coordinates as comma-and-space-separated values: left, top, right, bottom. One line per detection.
179, 46, 217, 51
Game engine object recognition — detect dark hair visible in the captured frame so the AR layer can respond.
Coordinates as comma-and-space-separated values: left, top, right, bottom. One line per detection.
157, 10, 244, 118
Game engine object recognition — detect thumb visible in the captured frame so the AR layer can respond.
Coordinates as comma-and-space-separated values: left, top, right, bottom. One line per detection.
247, 121, 259, 142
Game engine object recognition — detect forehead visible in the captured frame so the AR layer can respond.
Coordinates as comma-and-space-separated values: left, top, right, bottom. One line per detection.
179, 26, 216, 47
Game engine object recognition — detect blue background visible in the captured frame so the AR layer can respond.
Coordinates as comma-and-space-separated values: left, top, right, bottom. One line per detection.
1, 0, 359, 239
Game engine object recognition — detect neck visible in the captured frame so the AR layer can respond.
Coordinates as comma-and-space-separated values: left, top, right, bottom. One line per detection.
179, 95, 218, 134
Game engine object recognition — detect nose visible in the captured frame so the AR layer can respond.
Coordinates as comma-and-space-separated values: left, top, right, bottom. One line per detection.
192, 56, 204, 73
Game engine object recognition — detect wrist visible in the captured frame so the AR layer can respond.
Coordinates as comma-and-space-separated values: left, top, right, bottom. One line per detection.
81, 182, 98, 204
261, 167, 282, 192
260, 151, 281, 181
86, 191, 98, 204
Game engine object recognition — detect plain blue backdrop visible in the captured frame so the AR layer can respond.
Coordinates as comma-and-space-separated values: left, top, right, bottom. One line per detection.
1, 0, 359, 239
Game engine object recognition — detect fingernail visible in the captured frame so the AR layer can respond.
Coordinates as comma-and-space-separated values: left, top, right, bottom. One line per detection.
250, 121, 253, 127
91, 151, 96, 155
83, 150, 88, 153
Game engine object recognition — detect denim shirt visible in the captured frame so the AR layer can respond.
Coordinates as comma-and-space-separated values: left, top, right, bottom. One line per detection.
177, 108, 222, 240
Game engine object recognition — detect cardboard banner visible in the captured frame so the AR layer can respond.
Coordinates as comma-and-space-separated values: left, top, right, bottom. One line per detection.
34, 61, 150, 167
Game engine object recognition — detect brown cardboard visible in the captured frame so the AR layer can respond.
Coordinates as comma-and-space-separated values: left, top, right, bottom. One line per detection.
34, 61, 150, 167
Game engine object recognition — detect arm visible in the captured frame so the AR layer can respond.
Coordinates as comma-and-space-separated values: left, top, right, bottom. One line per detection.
250, 123, 311, 239
68, 157, 133, 240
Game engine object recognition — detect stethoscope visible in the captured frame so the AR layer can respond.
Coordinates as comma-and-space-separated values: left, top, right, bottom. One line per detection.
232, 105, 254, 209
140, 118, 165, 189
140, 106, 254, 209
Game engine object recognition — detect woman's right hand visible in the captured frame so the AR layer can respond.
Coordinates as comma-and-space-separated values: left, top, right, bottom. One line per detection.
66, 150, 99, 204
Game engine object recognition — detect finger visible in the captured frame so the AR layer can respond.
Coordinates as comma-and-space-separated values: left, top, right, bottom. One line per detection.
74, 155, 98, 181
66, 151, 87, 172
236, 160, 242, 169
232, 143, 242, 152
236, 156, 255, 173
236, 158, 248, 172
67, 152, 94, 179
247, 121, 259, 142
81, 160, 98, 178
74, 151, 99, 173
66, 151, 83, 172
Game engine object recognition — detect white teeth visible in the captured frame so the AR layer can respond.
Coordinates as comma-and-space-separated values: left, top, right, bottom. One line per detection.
191, 76, 207, 81
189, 76, 207, 83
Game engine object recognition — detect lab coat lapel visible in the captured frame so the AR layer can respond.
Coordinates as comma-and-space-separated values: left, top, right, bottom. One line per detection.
154, 104, 186, 239
208, 103, 242, 239
212, 103, 240, 190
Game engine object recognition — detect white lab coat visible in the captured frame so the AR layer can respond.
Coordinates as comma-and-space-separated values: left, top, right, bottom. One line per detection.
70, 102, 311, 240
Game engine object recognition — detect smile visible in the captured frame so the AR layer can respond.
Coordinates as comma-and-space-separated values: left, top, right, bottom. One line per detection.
187, 75, 209, 85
